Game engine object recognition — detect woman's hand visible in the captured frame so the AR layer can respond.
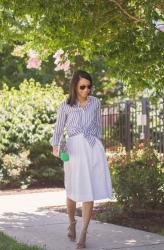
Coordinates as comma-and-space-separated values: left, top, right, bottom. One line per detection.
52, 145, 60, 157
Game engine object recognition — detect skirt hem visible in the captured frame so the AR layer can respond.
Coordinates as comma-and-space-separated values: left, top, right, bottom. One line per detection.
66, 193, 112, 203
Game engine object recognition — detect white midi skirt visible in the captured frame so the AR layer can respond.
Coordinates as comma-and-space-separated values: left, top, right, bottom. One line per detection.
64, 134, 112, 202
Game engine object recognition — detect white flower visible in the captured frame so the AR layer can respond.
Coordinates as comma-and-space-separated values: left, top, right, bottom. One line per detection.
154, 19, 164, 32
11, 45, 24, 57
53, 49, 64, 59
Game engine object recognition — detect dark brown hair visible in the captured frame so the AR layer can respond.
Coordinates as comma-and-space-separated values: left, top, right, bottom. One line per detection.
67, 70, 92, 106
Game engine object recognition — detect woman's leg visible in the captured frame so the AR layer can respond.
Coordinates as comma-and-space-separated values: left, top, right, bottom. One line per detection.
67, 197, 77, 241
67, 197, 76, 223
77, 201, 94, 248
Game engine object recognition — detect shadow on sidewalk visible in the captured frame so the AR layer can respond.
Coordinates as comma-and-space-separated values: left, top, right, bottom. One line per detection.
0, 208, 164, 250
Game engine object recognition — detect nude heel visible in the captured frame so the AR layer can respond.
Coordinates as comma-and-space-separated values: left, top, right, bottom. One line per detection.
76, 230, 87, 249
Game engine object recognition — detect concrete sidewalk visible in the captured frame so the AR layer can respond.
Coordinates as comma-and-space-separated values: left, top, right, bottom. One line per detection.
0, 189, 164, 250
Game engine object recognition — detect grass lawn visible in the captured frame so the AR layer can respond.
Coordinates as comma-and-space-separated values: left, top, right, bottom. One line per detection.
0, 231, 44, 250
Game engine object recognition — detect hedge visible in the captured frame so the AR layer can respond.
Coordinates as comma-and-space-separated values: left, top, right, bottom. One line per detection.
0, 79, 66, 189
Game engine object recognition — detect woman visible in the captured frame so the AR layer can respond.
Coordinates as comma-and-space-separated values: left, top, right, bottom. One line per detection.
51, 70, 112, 249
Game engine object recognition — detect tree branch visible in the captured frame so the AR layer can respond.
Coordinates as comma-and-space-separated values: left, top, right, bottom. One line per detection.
109, 0, 144, 23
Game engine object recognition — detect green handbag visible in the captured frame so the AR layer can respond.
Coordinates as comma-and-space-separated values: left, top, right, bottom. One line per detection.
59, 151, 69, 161
50, 134, 69, 161
59, 135, 70, 162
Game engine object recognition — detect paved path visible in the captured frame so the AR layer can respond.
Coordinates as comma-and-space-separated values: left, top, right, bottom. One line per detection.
0, 189, 164, 250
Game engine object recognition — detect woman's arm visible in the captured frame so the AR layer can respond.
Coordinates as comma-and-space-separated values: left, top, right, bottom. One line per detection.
52, 102, 67, 146
95, 99, 102, 140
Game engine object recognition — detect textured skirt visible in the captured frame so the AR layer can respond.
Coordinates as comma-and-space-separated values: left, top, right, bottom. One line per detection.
64, 133, 112, 202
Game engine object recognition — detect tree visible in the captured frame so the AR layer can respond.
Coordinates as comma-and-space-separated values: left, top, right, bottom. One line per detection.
0, 44, 57, 89
0, 0, 164, 96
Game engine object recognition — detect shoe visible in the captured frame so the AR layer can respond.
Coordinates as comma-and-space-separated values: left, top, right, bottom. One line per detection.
67, 220, 77, 241
76, 230, 87, 249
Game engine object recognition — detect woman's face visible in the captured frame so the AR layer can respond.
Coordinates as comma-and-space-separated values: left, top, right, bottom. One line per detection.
76, 78, 92, 99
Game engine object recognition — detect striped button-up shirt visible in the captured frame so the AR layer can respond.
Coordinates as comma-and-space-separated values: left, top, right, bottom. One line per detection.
52, 95, 102, 147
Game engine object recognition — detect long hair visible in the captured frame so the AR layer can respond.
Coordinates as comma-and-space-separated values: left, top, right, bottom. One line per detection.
67, 70, 92, 106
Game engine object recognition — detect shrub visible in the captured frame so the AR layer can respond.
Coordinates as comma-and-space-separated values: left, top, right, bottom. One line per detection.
111, 143, 164, 211
0, 150, 31, 189
0, 79, 65, 154
27, 140, 64, 188
0, 79, 66, 189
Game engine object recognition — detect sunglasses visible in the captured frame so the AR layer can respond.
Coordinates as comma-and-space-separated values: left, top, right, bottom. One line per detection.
79, 84, 92, 90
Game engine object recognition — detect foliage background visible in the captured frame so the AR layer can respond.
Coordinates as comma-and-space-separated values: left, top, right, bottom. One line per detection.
0, 0, 164, 99
0, 80, 65, 189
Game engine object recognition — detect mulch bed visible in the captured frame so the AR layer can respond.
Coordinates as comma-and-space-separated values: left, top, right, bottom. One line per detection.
47, 202, 164, 235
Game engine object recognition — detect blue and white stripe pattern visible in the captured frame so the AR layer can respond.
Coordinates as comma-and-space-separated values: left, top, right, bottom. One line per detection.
52, 95, 102, 147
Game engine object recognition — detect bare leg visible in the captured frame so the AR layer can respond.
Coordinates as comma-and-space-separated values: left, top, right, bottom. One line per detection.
66, 197, 77, 241
77, 201, 94, 249
67, 197, 76, 223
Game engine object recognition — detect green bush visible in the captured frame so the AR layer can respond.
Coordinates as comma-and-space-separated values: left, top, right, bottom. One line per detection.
27, 140, 64, 188
111, 143, 164, 211
0, 79, 65, 154
0, 79, 66, 189
0, 150, 31, 189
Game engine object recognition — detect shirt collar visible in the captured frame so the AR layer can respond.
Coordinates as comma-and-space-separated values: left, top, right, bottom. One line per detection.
76, 95, 91, 108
